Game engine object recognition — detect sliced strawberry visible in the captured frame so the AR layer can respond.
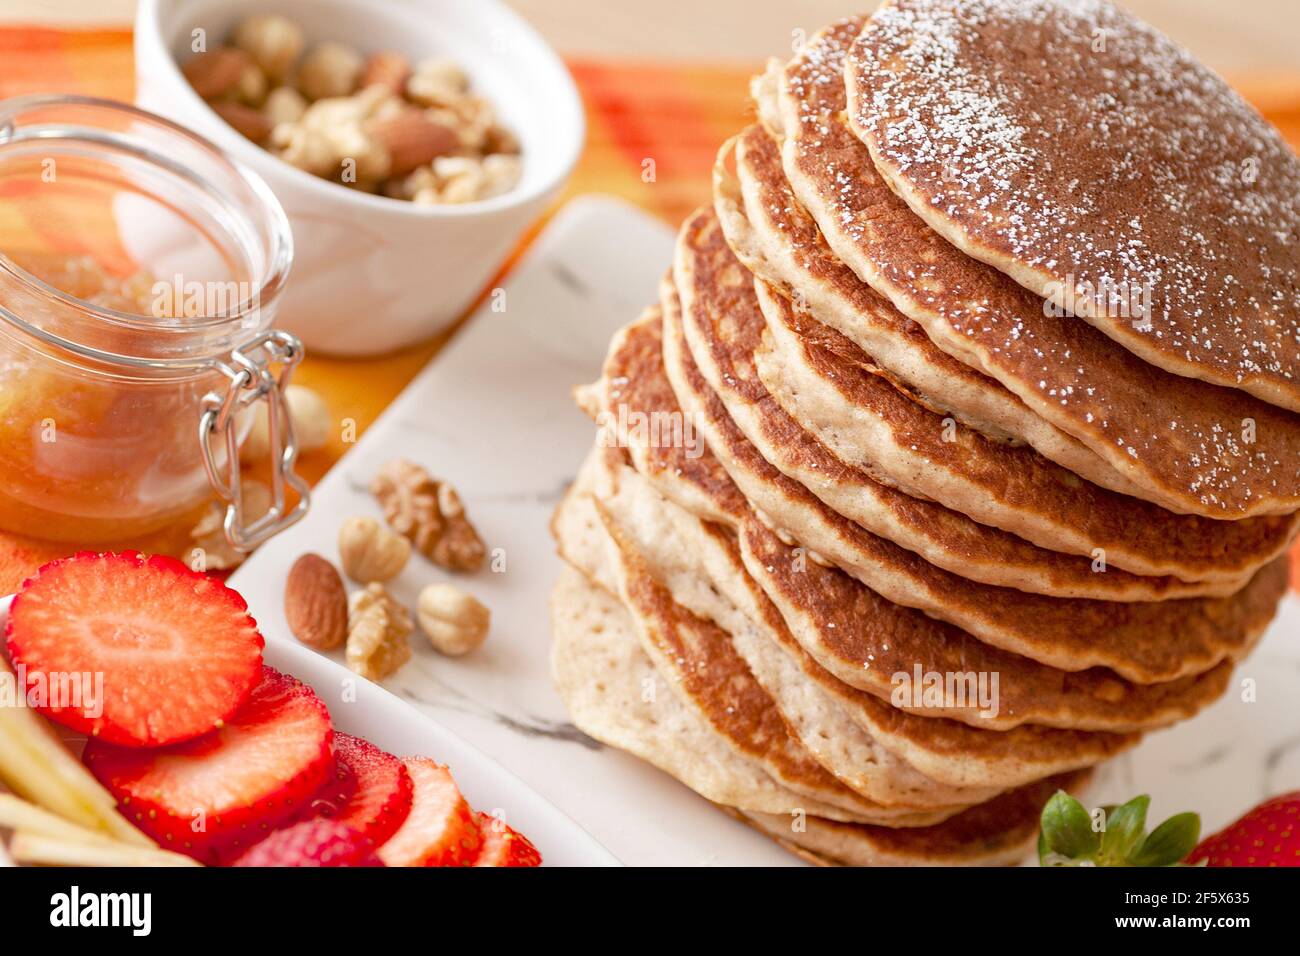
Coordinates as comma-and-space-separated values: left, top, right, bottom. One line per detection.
232, 819, 383, 867
377, 758, 482, 866
84, 666, 333, 863
309, 733, 413, 847
473, 812, 542, 867
5, 551, 263, 747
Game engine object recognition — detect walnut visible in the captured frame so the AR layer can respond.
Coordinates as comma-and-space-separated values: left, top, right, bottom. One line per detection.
338, 516, 411, 582
346, 583, 412, 681
406, 57, 470, 107
417, 583, 489, 656
370, 460, 486, 572
187, 480, 272, 570
271, 87, 394, 182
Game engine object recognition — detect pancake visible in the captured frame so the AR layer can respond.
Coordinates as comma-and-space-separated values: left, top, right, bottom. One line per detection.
566, 454, 1005, 809
552, 564, 1093, 865
661, 271, 1290, 684
578, 428, 1139, 789
551, 460, 952, 826
750, 275, 1288, 587
717, 121, 1149, 504
672, 207, 1274, 599
739, 516, 1254, 734
588, 307, 1264, 736
729, 768, 1090, 868
847, 0, 1300, 412
550, 563, 843, 818
778, 16, 1300, 518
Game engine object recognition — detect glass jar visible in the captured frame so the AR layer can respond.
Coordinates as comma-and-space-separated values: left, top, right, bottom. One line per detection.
0, 95, 308, 547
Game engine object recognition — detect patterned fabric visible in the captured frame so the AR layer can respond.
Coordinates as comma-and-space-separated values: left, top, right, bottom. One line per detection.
0, 28, 1295, 593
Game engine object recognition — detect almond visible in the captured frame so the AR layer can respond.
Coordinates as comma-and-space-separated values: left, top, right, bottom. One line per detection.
365, 112, 457, 177
285, 553, 348, 650
210, 100, 274, 143
360, 51, 412, 96
182, 47, 251, 100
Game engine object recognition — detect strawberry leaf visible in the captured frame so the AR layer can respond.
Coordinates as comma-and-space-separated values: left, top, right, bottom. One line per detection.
1039, 790, 1100, 863
1100, 795, 1149, 864
1130, 812, 1200, 867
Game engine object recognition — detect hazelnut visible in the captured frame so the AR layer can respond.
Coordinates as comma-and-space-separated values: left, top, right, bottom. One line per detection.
263, 86, 307, 127
338, 516, 411, 582
417, 583, 489, 656
240, 384, 332, 462
232, 14, 304, 83
232, 61, 269, 107
297, 42, 364, 101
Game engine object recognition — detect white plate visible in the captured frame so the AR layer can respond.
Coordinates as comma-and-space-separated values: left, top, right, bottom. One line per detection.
231, 193, 1300, 864
0, 594, 617, 867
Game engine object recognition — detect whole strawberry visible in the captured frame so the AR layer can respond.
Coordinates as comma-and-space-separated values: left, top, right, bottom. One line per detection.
1038, 790, 1200, 867
1187, 791, 1300, 867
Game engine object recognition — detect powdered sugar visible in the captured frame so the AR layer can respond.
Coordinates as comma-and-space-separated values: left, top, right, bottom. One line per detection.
778, 13, 1300, 515
848, 0, 1300, 407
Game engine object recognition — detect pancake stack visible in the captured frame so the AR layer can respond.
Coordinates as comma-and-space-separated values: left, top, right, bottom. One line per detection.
549, 0, 1300, 865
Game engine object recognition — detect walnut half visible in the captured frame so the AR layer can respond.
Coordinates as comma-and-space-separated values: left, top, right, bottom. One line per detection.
345, 582, 413, 681
370, 459, 486, 572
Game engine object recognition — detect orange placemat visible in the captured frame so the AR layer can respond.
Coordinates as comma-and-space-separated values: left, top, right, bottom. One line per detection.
0, 27, 1297, 594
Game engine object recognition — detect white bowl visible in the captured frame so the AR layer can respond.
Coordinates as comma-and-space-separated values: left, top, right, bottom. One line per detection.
0, 596, 619, 867
134, 0, 584, 355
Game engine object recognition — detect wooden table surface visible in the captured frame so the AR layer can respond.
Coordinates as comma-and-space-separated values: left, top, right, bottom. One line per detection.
0, 0, 1296, 73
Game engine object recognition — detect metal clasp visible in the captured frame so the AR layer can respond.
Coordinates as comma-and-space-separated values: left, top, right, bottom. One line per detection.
199, 329, 311, 552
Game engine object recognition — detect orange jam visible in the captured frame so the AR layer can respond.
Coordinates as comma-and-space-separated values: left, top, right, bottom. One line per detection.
0, 254, 225, 543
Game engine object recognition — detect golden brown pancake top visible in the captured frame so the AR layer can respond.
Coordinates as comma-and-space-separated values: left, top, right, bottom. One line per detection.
782, 16, 1300, 517
848, 0, 1300, 411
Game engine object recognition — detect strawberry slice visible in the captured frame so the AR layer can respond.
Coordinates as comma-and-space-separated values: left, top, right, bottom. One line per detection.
377, 758, 482, 866
84, 666, 333, 863
309, 733, 413, 847
232, 819, 384, 867
473, 812, 542, 867
5, 551, 264, 747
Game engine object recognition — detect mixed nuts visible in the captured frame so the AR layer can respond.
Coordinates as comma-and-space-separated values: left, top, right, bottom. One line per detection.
283, 458, 492, 683
183, 14, 523, 204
